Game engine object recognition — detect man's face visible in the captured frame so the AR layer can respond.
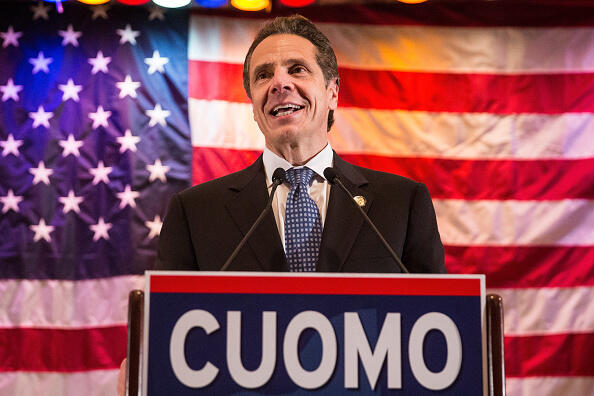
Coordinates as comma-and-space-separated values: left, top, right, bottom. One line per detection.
248, 34, 338, 155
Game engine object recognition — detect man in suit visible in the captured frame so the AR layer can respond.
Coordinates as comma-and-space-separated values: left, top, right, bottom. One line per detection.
156, 15, 445, 274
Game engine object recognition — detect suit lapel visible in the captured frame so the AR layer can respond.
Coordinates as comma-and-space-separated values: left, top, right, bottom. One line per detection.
318, 154, 374, 272
225, 157, 287, 272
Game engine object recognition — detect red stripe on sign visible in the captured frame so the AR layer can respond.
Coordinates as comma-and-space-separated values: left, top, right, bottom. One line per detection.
445, 245, 594, 289
0, 326, 126, 372
150, 274, 481, 296
191, 146, 594, 200
189, 60, 594, 114
505, 332, 594, 377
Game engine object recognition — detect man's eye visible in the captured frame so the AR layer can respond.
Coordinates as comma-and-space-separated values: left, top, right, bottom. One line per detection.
291, 66, 306, 74
255, 72, 269, 81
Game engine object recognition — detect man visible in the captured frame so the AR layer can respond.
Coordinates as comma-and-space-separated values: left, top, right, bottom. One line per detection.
118, 15, 445, 395
156, 15, 445, 274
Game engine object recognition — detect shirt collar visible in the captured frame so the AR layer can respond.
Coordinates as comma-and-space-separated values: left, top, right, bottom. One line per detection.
263, 143, 334, 186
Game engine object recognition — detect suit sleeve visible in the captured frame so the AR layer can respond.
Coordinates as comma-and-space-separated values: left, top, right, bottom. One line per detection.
402, 183, 446, 273
155, 193, 199, 270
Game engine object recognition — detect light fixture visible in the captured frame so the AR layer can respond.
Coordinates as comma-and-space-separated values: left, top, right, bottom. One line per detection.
195, 0, 226, 7
77, 0, 110, 4
117, 0, 151, 5
279, 0, 315, 7
152, 0, 193, 8
231, 0, 269, 11
397, 0, 428, 3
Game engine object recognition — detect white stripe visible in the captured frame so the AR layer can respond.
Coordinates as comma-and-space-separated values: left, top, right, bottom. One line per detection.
506, 376, 594, 396
189, 99, 594, 159
0, 370, 118, 396
0, 275, 144, 328
189, 99, 264, 150
435, 199, 594, 246
488, 286, 594, 336
189, 16, 594, 73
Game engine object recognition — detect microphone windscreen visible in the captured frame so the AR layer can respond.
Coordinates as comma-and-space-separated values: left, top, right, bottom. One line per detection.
323, 167, 338, 184
272, 167, 286, 184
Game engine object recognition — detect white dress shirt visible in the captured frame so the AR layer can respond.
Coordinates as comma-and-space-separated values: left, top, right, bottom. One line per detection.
263, 143, 334, 249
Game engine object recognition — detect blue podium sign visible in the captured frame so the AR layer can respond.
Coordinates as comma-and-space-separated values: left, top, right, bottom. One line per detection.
143, 272, 486, 395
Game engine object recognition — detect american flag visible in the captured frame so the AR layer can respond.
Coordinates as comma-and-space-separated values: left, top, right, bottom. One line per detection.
187, 3, 594, 396
1, 2, 593, 396
0, 3, 189, 395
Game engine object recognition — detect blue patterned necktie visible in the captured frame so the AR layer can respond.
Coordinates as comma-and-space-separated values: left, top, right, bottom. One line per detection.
284, 167, 322, 272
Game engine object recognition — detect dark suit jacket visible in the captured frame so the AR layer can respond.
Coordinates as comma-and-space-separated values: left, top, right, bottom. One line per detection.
156, 153, 445, 273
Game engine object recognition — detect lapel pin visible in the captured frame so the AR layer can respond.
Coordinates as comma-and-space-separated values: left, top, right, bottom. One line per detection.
353, 195, 366, 207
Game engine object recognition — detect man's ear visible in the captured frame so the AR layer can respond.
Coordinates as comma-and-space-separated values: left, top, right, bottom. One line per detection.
327, 78, 339, 110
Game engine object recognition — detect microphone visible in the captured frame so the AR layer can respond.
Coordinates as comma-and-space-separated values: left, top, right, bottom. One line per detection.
220, 167, 286, 271
323, 167, 409, 274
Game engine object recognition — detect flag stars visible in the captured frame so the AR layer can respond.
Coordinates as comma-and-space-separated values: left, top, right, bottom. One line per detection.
30, 2, 50, 20
59, 190, 84, 214
29, 106, 54, 128
116, 24, 140, 45
88, 50, 111, 75
91, 5, 110, 20
90, 217, 112, 241
30, 218, 55, 242
90, 161, 112, 185
58, 24, 82, 47
1, 79, 24, 102
88, 105, 111, 129
58, 79, 83, 102
116, 75, 140, 99
29, 51, 53, 74
30, 161, 53, 185
145, 50, 169, 74
148, 6, 165, 21
145, 215, 163, 239
1, 26, 22, 48
59, 134, 83, 157
145, 103, 170, 127
116, 129, 140, 153
146, 159, 170, 183
1, 134, 24, 157
117, 185, 140, 209
1, 189, 23, 213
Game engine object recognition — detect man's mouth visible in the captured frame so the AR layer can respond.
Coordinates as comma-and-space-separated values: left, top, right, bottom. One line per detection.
269, 104, 304, 117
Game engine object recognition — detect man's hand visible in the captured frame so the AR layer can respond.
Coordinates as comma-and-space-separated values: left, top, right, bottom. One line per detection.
117, 358, 126, 396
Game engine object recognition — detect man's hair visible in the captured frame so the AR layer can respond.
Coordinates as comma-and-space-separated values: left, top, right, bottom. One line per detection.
242, 15, 339, 131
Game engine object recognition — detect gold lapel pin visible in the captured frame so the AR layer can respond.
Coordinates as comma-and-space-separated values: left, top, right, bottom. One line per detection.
353, 195, 366, 207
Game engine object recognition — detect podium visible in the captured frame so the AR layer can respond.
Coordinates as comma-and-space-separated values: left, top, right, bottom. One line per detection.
125, 272, 505, 395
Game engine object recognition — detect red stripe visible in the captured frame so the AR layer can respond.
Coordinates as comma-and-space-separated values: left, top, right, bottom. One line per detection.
192, 146, 261, 186
189, 60, 594, 114
445, 245, 594, 289
0, 326, 126, 372
150, 274, 481, 296
505, 332, 594, 377
192, 3, 594, 27
191, 146, 594, 200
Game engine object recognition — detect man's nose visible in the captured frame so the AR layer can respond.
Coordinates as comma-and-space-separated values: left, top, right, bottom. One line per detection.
269, 70, 293, 94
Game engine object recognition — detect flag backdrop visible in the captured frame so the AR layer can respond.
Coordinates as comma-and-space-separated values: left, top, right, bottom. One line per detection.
1, 2, 594, 396
0, 3, 190, 395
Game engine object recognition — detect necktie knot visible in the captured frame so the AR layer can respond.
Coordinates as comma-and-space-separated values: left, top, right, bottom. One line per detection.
286, 167, 314, 188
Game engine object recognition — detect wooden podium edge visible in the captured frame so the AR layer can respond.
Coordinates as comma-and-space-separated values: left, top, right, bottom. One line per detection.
126, 289, 144, 396
486, 293, 506, 396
